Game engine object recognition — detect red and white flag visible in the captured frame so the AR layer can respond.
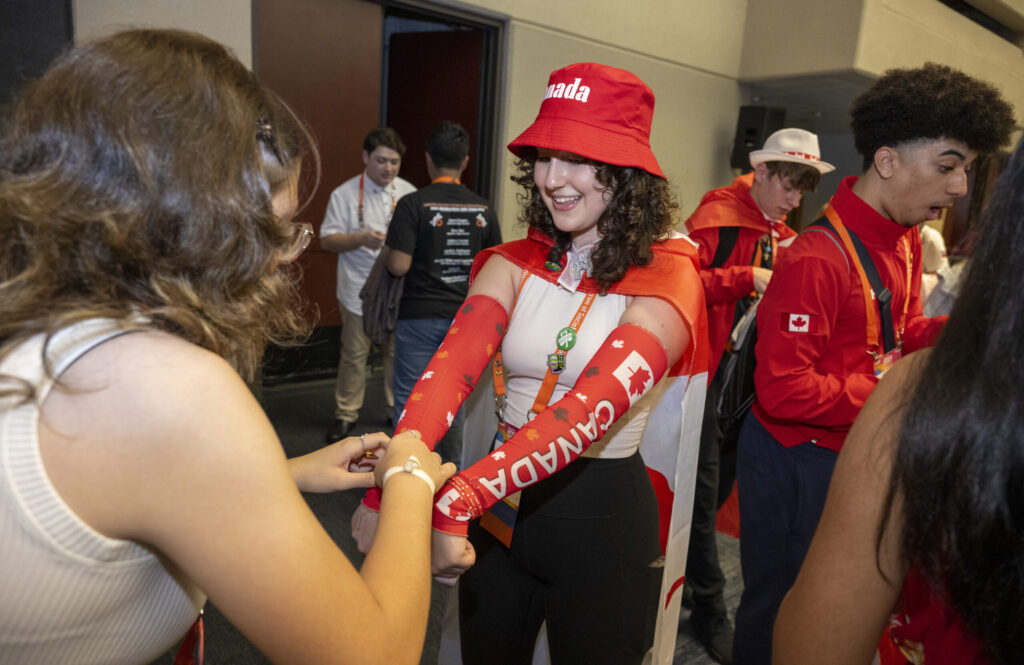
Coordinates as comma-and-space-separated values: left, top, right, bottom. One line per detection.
782, 312, 817, 333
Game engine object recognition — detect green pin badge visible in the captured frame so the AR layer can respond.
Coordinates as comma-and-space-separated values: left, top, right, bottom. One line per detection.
555, 326, 576, 351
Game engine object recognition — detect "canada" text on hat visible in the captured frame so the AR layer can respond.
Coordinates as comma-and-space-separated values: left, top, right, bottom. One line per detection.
545, 77, 590, 103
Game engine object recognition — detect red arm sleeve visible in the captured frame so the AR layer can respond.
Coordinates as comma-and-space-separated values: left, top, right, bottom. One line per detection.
753, 253, 877, 428
362, 294, 507, 511
393, 294, 507, 445
689, 227, 756, 305
430, 323, 669, 536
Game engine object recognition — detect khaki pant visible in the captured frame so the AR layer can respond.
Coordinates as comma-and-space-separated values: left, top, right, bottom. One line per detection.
334, 305, 393, 422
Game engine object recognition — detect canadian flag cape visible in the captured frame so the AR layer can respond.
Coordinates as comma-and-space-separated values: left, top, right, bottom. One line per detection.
438, 228, 709, 665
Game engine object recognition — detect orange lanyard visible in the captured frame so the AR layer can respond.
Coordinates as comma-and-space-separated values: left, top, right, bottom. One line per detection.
492, 272, 596, 420
753, 232, 777, 269
357, 172, 397, 229
431, 176, 461, 185
748, 231, 776, 297
824, 204, 911, 352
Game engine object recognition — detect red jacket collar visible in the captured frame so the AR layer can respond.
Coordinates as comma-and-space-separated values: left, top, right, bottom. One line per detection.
831, 176, 916, 249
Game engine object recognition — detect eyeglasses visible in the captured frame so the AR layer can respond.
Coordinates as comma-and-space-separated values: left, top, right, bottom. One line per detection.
279, 222, 313, 263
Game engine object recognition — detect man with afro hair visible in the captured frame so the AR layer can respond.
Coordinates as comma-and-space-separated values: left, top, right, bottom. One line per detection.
732, 63, 1015, 665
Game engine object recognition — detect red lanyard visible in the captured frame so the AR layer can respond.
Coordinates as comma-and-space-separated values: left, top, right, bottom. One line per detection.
824, 204, 911, 352
492, 273, 596, 420
357, 172, 397, 229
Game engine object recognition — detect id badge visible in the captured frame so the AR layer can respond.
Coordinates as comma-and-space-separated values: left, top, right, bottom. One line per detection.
491, 420, 519, 451
873, 347, 903, 377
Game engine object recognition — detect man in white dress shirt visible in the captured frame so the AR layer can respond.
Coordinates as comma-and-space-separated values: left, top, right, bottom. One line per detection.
320, 127, 416, 442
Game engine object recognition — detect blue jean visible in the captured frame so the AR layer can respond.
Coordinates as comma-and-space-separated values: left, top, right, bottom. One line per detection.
732, 413, 838, 665
393, 317, 465, 467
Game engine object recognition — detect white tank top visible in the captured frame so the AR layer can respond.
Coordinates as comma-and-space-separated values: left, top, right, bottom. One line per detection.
0, 319, 205, 664
500, 274, 656, 458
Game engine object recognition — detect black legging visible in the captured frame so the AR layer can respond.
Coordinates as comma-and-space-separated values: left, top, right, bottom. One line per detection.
458, 452, 663, 665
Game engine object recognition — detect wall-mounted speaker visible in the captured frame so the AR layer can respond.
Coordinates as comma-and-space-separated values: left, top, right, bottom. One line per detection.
729, 105, 786, 170
1, 0, 72, 107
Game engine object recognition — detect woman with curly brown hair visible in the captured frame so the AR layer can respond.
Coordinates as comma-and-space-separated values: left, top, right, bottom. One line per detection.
0, 29, 453, 665
352, 62, 709, 665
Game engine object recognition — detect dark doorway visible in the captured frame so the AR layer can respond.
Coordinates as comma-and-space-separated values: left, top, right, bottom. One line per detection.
382, 4, 500, 196
256, 0, 502, 384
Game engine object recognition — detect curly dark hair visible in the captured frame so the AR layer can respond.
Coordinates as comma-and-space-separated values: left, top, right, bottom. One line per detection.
0, 29, 318, 390
880, 136, 1024, 664
851, 62, 1015, 170
511, 150, 678, 291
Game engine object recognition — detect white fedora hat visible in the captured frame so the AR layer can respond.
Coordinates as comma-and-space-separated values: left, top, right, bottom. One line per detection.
749, 128, 835, 174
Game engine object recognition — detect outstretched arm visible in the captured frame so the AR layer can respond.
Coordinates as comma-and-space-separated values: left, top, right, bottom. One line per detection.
352, 254, 520, 548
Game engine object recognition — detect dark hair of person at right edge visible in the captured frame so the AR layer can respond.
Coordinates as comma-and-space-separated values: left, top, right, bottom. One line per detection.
881, 131, 1024, 665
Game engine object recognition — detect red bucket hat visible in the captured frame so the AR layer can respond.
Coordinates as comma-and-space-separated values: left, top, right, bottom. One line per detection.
507, 62, 665, 178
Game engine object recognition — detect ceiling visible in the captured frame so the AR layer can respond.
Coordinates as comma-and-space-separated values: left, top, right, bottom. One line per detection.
741, 72, 877, 135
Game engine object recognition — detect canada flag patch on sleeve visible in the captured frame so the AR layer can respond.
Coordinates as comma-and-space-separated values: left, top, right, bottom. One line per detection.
612, 350, 655, 406
781, 312, 818, 333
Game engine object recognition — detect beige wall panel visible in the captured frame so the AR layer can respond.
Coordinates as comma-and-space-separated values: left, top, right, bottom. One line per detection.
72, 0, 253, 67
855, 0, 1024, 114
739, 0, 863, 80
492, 23, 743, 241
451, 0, 748, 77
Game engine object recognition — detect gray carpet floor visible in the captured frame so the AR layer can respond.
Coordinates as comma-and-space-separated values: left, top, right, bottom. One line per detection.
152, 371, 743, 665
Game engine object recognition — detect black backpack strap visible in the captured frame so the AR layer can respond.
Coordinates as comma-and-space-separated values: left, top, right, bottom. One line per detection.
709, 226, 739, 269
808, 217, 897, 352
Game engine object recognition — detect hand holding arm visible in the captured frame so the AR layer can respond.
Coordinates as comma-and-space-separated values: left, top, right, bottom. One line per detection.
288, 432, 389, 493
351, 432, 456, 554
371, 431, 456, 492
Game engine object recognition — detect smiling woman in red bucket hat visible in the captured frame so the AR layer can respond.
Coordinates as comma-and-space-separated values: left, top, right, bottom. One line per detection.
351, 62, 709, 665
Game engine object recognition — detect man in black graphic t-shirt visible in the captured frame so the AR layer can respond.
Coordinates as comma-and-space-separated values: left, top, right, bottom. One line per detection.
385, 121, 502, 465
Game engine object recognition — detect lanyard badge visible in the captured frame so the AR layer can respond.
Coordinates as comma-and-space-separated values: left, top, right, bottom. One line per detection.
872, 345, 903, 378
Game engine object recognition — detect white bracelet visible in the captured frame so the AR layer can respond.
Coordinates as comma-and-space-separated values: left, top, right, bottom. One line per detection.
381, 455, 436, 494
